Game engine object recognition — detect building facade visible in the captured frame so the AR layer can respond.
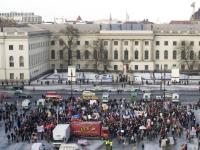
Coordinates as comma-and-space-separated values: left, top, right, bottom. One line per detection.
0, 12, 42, 24
0, 23, 200, 81
0, 27, 49, 82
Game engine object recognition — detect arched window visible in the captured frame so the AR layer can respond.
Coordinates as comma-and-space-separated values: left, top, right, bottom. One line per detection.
51, 50, 55, 59
9, 56, 14, 67
190, 50, 194, 60
155, 50, 159, 60
93, 49, 97, 59
164, 50, 168, 59
173, 50, 177, 60
181, 50, 185, 59
124, 50, 128, 60
19, 56, 24, 67
77, 50, 81, 59
135, 50, 139, 59
104, 50, 108, 59
85, 50, 89, 59
114, 50, 118, 59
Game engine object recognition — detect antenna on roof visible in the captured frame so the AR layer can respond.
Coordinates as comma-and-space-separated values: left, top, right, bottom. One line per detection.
109, 13, 112, 24
191, 1, 196, 20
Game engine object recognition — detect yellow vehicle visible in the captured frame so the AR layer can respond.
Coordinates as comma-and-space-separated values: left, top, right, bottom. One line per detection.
82, 91, 98, 100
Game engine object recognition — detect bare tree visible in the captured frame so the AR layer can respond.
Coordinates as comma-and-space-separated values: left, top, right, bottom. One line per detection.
177, 40, 197, 72
0, 18, 16, 30
58, 25, 79, 66
92, 39, 109, 72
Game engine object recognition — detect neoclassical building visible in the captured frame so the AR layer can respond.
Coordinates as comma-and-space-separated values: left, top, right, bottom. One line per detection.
1, 23, 200, 81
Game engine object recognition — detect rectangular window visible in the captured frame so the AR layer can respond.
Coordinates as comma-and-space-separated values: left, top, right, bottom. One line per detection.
104, 41, 108, 46
77, 41, 80, 45
199, 51, 200, 60
114, 65, 118, 71
85, 41, 89, 45
51, 64, 55, 69
145, 65, 148, 71
164, 64, 168, 70
19, 45, 24, 50
20, 73, 24, 80
135, 65, 138, 70
181, 64, 185, 70
173, 41, 177, 46
155, 64, 159, 70
20, 62, 24, 67
144, 51, 149, 60
135, 41, 139, 46
59, 50, 63, 59
190, 41, 194, 46
145, 41, 149, 46
156, 41, 160, 46
124, 41, 128, 46
164, 41, 168, 46
51, 41, 55, 45
10, 73, 14, 79
190, 65, 193, 70
114, 41, 118, 46
59, 39, 64, 46
181, 41, 185, 46
9, 45, 13, 50
60, 64, 63, 69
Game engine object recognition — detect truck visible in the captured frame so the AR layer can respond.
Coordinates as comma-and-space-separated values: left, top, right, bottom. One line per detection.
52, 124, 70, 148
82, 91, 98, 100
70, 121, 109, 139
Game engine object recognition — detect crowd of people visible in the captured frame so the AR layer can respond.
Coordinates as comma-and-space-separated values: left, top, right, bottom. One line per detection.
0, 93, 200, 149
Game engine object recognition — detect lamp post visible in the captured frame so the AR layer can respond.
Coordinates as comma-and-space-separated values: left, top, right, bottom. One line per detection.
120, 98, 125, 131
70, 70, 73, 98
163, 69, 166, 101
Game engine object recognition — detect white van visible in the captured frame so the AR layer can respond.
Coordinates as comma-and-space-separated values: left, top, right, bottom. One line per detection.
102, 92, 110, 103
59, 143, 82, 150
31, 143, 45, 150
22, 99, 31, 109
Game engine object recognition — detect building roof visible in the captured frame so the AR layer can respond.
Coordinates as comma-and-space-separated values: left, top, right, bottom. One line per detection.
34, 24, 101, 34
169, 20, 192, 24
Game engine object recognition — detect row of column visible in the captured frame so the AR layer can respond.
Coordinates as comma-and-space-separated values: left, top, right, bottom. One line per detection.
107, 39, 153, 61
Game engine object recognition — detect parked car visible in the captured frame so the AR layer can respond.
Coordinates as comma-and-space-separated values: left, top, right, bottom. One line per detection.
18, 94, 32, 99
14, 90, 23, 96
12, 86, 24, 90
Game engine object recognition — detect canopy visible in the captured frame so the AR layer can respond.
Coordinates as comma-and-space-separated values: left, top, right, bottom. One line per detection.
139, 125, 146, 130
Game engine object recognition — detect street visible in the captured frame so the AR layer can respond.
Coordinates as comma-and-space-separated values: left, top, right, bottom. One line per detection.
0, 84, 200, 150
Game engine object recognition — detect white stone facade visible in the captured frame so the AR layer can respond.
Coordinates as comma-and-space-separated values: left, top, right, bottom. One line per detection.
0, 29, 49, 81
1, 24, 200, 81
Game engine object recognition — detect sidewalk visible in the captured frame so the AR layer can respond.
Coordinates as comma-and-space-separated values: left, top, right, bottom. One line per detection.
22, 83, 199, 91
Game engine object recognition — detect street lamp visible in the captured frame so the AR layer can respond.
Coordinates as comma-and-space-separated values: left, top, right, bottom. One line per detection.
71, 70, 73, 98
163, 69, 166, 101
120, 98, 125, 131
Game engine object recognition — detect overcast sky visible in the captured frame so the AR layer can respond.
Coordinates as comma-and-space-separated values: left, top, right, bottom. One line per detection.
1, 0, 198, 23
